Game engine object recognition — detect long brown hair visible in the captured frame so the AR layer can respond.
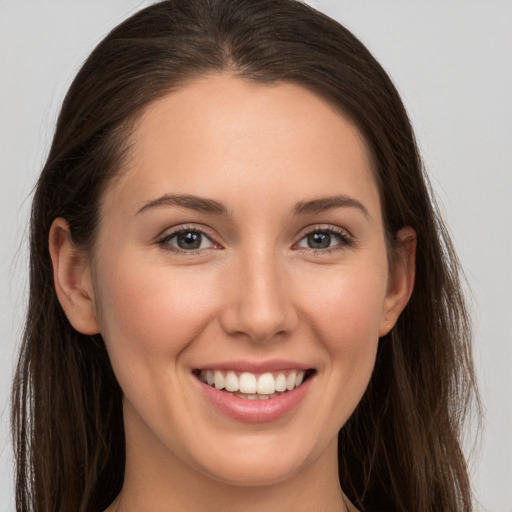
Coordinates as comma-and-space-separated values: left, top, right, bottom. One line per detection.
12, 1, 479, 511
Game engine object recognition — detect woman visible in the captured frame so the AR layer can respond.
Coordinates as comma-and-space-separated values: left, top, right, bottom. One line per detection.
11, 1, 479, 511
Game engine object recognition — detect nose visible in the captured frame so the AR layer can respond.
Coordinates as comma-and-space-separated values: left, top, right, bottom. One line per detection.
218, 249, 299, 343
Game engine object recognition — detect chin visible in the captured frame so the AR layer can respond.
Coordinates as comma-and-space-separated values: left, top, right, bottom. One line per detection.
183, 429, 333, 489
199, 453, 308, 488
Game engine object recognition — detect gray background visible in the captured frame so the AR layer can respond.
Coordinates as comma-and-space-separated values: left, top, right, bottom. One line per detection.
1, 1, 511, 510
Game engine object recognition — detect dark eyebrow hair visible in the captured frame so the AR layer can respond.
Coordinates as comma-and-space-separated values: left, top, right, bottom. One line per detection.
293, 195, 369, 218
135, 193, 369, 219
136, 194, 228, 216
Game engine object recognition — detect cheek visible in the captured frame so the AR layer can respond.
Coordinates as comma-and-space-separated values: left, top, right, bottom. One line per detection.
302, 265, 387, 339
93, 251, 219, 371
295, 256, 388, 378
320, 271, 386, 415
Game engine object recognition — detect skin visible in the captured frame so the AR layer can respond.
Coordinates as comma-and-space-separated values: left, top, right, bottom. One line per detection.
50, 74, 416, 512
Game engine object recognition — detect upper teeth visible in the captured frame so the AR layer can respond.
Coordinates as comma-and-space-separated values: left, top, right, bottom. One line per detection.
199, 370, 305, 395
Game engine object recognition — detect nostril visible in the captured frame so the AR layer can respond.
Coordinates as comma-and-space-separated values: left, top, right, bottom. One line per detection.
219, 316, 299, 344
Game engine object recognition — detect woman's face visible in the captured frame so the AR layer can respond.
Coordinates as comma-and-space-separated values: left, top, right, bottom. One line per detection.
74, 74, 413, 486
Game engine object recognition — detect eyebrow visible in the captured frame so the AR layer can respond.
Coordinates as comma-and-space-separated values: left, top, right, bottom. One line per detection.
136, 194, 228, 216
136, 193, 369, 218
293, 195, 369, 218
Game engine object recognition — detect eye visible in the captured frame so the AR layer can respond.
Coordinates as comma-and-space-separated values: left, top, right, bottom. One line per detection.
158, 227, 215, 252
296, 227, 352, 251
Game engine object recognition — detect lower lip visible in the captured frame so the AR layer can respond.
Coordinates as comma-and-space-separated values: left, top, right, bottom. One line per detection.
196, 375, 313, 423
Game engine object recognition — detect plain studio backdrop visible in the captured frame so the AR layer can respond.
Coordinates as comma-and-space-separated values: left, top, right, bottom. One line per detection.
1, 1, 511, 510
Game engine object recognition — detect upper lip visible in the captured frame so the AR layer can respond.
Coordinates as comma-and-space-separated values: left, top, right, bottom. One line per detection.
195, 359, 313, 373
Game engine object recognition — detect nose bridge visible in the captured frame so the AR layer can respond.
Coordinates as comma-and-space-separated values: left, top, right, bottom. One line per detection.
220, 245, 298, 342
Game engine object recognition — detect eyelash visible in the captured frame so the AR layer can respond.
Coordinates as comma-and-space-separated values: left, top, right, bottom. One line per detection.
294, 225, 354, 255
157, 225, 216, 255
156, 224, 354, 255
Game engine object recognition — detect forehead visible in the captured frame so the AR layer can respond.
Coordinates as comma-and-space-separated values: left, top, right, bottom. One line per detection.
102, 73, 380, 220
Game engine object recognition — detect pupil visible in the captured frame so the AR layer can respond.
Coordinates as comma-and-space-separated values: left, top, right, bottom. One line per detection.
308, 232, 331, 249
177, 231, 201, 250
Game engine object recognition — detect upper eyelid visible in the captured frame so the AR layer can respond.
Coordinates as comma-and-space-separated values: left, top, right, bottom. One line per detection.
295, 224, 352, 240
159, 224, 217, 241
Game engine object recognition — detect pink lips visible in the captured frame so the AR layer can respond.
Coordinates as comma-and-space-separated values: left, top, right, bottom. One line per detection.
194, 360, 314, 423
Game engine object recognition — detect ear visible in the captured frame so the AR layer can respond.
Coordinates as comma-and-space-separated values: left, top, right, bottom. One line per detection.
378, 226, 417, 337
49, 218, 100, 335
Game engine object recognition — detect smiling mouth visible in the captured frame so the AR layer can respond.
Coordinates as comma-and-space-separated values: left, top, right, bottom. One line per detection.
194, 369, 315, 400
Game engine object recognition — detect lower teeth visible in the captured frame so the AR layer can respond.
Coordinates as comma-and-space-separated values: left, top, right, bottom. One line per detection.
233, 391, 282, 400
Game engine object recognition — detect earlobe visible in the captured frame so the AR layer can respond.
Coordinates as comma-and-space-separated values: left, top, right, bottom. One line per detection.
378, 226, 417, 337
49, 218, 100, 335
